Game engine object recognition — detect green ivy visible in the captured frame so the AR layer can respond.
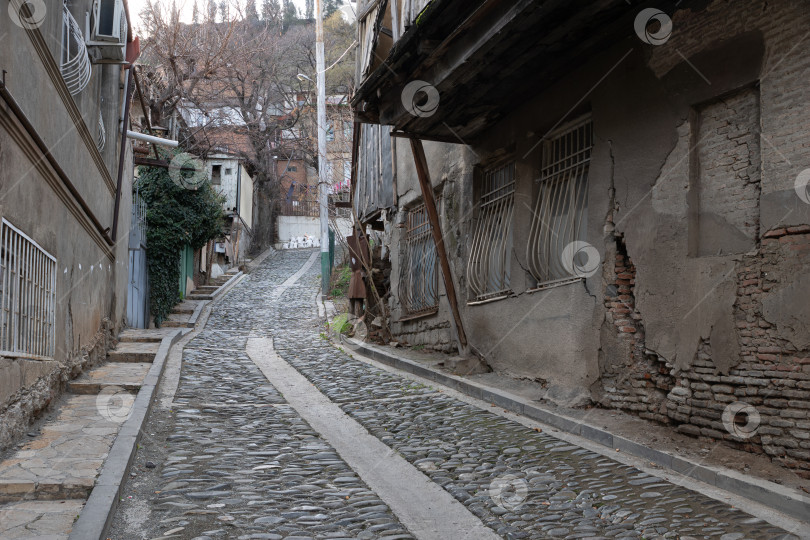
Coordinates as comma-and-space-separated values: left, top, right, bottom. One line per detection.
136, 150, 225, 326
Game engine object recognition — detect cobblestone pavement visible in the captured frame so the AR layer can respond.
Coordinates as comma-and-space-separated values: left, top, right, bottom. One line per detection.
112, 249, 799, 539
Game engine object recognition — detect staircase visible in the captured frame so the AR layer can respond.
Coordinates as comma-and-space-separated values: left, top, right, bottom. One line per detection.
185, 269, 238, 301
0, 331, 162, 538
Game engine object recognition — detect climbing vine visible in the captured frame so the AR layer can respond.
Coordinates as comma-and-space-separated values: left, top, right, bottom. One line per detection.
136, 150, 224, 326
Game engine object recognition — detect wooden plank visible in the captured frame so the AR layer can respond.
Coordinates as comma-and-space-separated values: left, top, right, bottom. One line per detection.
409, 137, 468, 350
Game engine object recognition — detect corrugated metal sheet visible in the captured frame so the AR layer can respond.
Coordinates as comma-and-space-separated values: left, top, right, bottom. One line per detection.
354, 123, 394, 222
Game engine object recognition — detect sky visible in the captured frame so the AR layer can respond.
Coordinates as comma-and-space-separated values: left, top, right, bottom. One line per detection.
127, 0, 356, 30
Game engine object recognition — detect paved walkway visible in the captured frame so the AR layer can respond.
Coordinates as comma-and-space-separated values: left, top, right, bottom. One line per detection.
110, 249, 803, 539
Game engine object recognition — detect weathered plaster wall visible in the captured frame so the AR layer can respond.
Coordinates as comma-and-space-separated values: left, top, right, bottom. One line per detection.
377, 0, 810, 472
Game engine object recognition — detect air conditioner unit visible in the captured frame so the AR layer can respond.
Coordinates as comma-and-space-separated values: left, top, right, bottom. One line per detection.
85, 0, 127, 62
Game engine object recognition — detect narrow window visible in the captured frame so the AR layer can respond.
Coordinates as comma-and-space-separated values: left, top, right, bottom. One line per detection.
467, 162, 515, 302
211, 164, 222, 185
399, 203, 438, 317
527, 117, 592, 286
0, 219, 57, 358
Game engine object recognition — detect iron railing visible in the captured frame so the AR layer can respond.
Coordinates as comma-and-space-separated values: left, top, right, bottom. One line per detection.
399, 203, 438, 317
467, 162, 515, 302
61, 5, 92, 96
0, 219, 57, 358
527, 118, 592, 285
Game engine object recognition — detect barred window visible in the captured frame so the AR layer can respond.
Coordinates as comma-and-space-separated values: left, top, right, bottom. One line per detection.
399, 204, 438, 317
0, 219, 57, 358
467, 162, 515, 302
526, 118, 592, 286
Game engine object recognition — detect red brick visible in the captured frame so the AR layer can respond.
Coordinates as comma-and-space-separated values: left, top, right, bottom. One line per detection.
763, 228, 787, 237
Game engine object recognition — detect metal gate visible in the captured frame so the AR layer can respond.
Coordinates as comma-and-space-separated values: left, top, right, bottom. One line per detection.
126, 188, 149, 328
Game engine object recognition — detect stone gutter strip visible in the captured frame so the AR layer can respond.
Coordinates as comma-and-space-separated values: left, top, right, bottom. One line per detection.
350, 339, 810, 524
68, 329, 185, 540
246, 245, 277, 271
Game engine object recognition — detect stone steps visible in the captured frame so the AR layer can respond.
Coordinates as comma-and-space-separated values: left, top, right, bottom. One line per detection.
67, 362, 150, 395
118, 328, 177, 343
106, 341, 160, 363
0, 394, 133, 502
0, 499, 85, 538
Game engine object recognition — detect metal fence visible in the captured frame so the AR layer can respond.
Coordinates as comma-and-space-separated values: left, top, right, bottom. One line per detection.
399, 204, 438, 317
527, 118, 592, 285
467, 162, 515, 302
0, 219, 57, 358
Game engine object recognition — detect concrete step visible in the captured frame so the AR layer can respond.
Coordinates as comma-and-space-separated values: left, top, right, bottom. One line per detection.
118, 328, 177, 343
106, 341, 160, 363
195, 286, 218, 292
67, 362, 150, 395
160, 319, 193, 328
0, 394, 133, 501
0, 499, 85, 538
185, 294, 213, 301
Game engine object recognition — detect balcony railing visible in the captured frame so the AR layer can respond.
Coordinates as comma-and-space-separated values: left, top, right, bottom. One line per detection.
61, 5, 91, 95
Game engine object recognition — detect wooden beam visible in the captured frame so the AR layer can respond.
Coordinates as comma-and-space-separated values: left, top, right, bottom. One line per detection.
409, 137, 468, 350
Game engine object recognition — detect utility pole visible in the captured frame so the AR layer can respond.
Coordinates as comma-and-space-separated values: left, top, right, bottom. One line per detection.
315, 0, 330, 295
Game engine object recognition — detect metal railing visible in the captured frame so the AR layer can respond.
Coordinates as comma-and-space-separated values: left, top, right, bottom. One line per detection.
61, 4, 92, 95
281, 198, 320, 217
0, 219, 57, 359
467, 162, 515, 302
399, 203, 438, 317
527, 118, 592, 284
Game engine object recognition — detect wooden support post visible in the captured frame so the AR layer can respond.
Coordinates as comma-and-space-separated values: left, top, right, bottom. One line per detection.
409, 138, 468, 351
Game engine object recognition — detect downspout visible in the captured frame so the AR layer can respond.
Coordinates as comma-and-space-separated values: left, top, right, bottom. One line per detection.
112, 67, 134, 242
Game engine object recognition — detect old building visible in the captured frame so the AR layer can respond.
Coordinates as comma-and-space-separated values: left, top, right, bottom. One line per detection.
0, 0, 137, 447
352, 0, 810, 476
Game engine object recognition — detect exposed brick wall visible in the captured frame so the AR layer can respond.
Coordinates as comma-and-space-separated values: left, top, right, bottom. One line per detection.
601, 234, 674, 424
604, 229, 810, 478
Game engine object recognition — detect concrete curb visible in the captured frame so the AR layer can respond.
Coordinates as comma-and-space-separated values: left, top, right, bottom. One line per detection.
68, 329, 185, 540
187, 300, 208, 326
212, 271, 243, 299
350, 340, 810, 524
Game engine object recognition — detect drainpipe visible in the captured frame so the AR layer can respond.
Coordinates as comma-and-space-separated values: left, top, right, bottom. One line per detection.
112, 67, 134, 242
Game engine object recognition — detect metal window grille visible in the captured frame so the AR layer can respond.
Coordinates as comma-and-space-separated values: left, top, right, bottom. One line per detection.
527, 118, 592, 285
61, 4, 91, 96
96, 111, 106, 151
467, 162, 515, 302
399, 204, 438, 316
0, 219, 57, 358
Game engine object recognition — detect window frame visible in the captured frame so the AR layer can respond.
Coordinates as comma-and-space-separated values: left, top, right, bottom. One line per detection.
398, 202, 439, 320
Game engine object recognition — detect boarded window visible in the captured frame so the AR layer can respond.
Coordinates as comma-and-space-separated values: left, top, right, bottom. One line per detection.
527, 118, 592, 285
690, 87, 761, 256
0, 219, 57, 358
467, 162, 515, 302
399, 203, 438, 317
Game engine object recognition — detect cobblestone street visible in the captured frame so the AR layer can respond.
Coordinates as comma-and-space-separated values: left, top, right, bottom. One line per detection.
110, 250, 802, 539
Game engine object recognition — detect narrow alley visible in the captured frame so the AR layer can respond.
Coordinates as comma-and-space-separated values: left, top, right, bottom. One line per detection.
110, 250, 800, 539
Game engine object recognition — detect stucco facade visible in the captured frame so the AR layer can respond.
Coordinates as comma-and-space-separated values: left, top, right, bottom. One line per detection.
0, 1, 134, 449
